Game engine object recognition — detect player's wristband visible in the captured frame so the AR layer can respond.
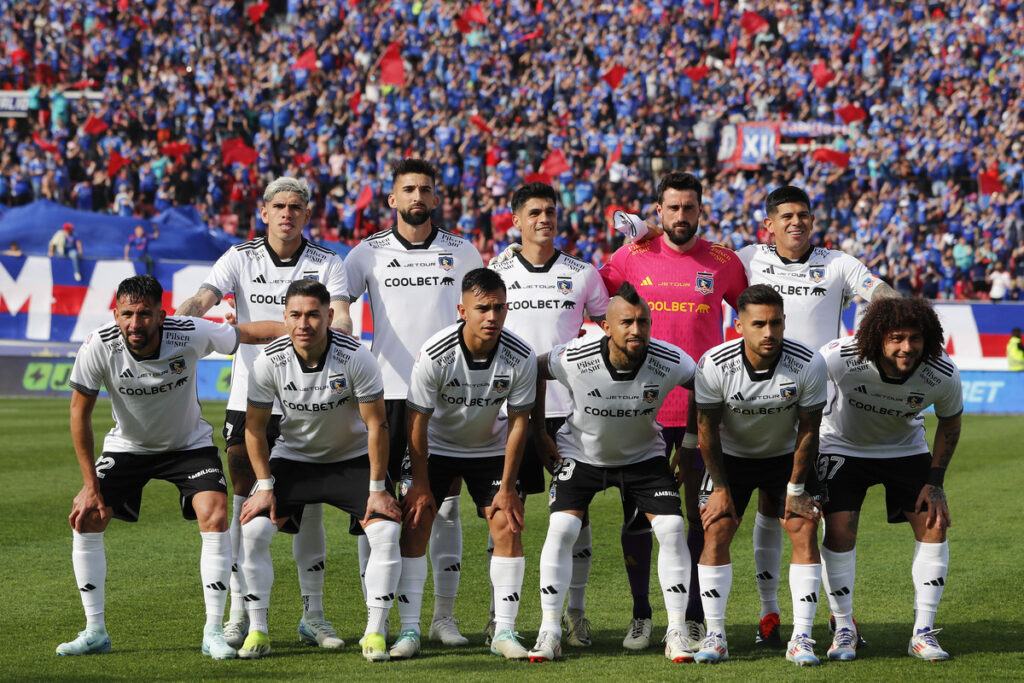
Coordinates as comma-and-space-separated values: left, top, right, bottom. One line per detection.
786, 481, 805, 497
681, 432, 699, 449
369, 479, 386, 492
256, 477, 275, 491
926, 467, 945, 487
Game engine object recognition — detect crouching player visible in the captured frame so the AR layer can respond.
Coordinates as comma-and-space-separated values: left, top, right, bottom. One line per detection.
692, 285, 827, 665
528, 282, 698, 663
238, 279, 402, 661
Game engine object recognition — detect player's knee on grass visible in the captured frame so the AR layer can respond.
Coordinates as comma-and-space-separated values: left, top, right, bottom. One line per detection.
191, 490, 229, 532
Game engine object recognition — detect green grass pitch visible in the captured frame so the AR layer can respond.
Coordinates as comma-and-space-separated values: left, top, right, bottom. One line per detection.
2, 399, 1022, 681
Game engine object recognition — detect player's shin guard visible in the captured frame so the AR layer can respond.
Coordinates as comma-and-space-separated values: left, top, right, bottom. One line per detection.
621, 524, 654, 619
71, 530, 106, 628
539, 512, 582, 633
242, 516, 277, 632
568, 521, 592, 612
491, 555, 526, 633
821, 547, 856, 631
430, 495, 462, 620
293, 503, 326, 615
228, 495, 248, 618
200, 530, 232, 625
357, 534, 370, 601
363, 521, 401, 636
697, 563, 732, 634
911, 541, 948, 633
651, 515, 690, 631
753, 512, 783, 618
789, 563, 821, 639
396, 555, 428, 634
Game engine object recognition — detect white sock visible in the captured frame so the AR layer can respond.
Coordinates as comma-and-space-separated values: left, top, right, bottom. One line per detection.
228, 495, 247, 617
363, 521, 401, 636
200, 530, 232, 625
293, 503, 326, 615
697, 563, 732, 636
821, 546, 856, 631
651, 515, 690, 632
71, 530, 106, 629
430, 495, 462, 620
396, 555, 428, 634
788, 563, 821, 640
568, 521, 592, 612
753, 512, 782, 618
912, 541, 948, 633
357, 533, 371, 602
491, 555, 526, 633
486, 533, 495, 617
241, 516, 277, 616
539, 512, 582, 634
250, 607, 268, 634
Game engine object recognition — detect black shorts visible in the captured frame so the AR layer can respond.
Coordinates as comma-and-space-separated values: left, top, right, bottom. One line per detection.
429, 454, 522, 516
549, 457, 683, 518
348, 399, 410, 535
697, 453, 822, 519
94, 446, 226, 522
263, 455, 395, 534
817, 452, 931, 523
223, 408, 282, 450
520, 416, 566, 495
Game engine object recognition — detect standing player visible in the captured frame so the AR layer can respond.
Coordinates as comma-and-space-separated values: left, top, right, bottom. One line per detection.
527, 283, 696, 664
600, 171, 746, 649
817, 297, 962, 662
344, 159, 484, 647
692, 285, 827, 666
390, 268, 537, 660
487, 181, 608, 646
175, 177, 352, 650
737, 185, 897, 648
58, 275, 272, 659
237, 280, 402, 662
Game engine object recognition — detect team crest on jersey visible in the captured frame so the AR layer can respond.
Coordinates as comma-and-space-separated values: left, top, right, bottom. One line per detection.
780, 385, 796, 400
861, 276, 876, 290
302, 270, 320, 281
492, 375, 510, 393
809, 266, 825, 283
695, 272, 714, 295
642, 385, 660, 403
827, 340, 841, 350
438, 253, 454, 271
329, 375, 347, 393
906, 392, 924, 409
557, 278, 573, 295
168, 357, 186, 374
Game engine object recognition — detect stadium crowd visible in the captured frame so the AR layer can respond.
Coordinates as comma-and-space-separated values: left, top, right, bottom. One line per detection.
1, 0, 1022, 300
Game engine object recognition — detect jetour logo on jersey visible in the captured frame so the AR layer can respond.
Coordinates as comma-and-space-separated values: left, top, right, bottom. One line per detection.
329, 374, 347, 393
168, 357, 186, 374
695, 272, 714, 294
438, 253, 454, 270
642, 385, 660, 403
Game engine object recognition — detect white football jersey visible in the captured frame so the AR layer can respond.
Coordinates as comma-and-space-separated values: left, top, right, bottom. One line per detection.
819, 336, 963, 459
695, 338, 827, 459
346, 226, 484, 399
248, 330, 384, 464
407, 322, 537, 458
489, 250, 608, 417
739, 244, 883, 349
548, 333, 696, 467
202, 237, 349, 411
69, 317, 239, 454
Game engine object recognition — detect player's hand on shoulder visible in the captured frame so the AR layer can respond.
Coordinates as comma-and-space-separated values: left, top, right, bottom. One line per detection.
365, 490, 402, 523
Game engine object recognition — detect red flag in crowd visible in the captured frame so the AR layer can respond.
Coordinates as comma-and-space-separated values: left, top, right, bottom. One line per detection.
160, 142, 192, 161
81, 115, 108, 135
470, 114, 493, 135
222, 138, 257, 165
811, 148, 850, 168
978, 168, 1004, 195
379, 41, 405, 86
486, 146, 502, 167
355, 185, 374, 211
294, 153, 313, 167
9, 48, 29, 65
608, 140, 622, 167
601, 65, 626, 89
524, 173, 551, 185
519, 29, 543, 42
836, 103, 867, 124
107, 150, 131, 177
712, 0, 721, 21
455, 15, 472, 33
728, 35, 739, 64
117, 0, 129, 11
535, 0, 543, 13
740, 11, 769, 35
349, 91, 361, 114
541, 149, 570, 177
850, 24, 863, 51
463, 4, 487, 25
811, 61, 836, 87
683, 64, 710, 82
247, 2, 269, 23
32, 132, 59, 155
292, 48, 318, 71
70, 79, 99, 89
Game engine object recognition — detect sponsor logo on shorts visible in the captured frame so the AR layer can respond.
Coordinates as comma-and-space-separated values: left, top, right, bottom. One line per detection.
189, 467, 221, 480
653, 490, 680, 498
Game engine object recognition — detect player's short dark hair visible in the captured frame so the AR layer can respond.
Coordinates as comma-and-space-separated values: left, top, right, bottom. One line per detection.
736, 284, 784, 312
285, 278, 330, 306
510, 182, 557, 214
392, 158, 437, 184
765, 185, 812, 216
613, 281, 643, 306
462, 267, 505, 295
117, 275, 163, 307
656, 171, 702, 204
856, 297, 945, 364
